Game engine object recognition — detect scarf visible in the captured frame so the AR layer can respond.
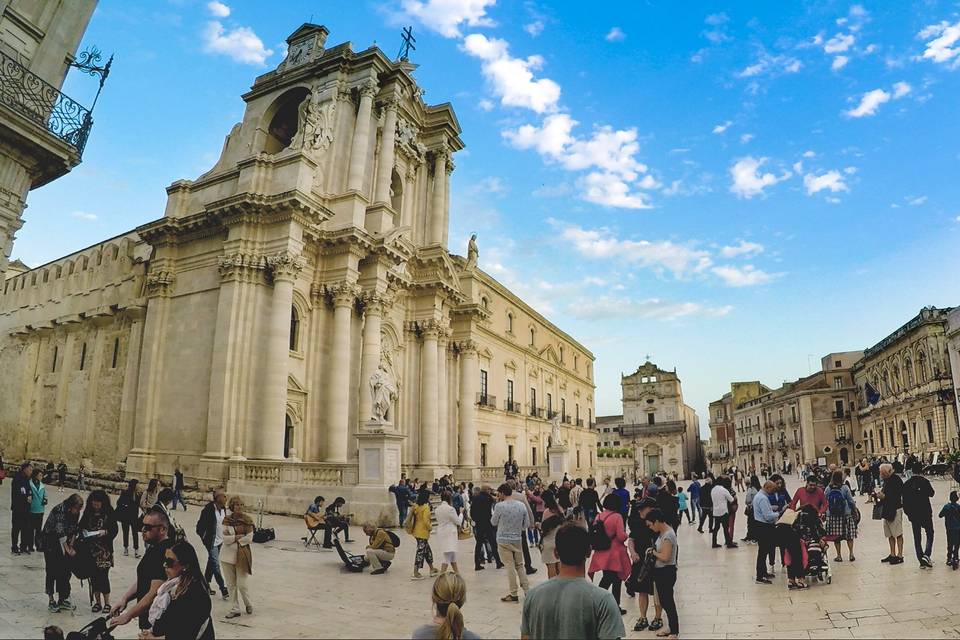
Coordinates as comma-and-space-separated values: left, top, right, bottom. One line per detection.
224, 512, 255, 575
149, 576, 180, 625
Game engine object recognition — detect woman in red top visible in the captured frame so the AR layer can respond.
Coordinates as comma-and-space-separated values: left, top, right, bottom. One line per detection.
588, 493, 631, 614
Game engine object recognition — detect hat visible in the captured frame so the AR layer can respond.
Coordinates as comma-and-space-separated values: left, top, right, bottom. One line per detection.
637, 497, 657, 510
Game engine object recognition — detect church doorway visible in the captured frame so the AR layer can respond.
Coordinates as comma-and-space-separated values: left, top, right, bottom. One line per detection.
839, 447, 849, 465
645, 444, 661, 476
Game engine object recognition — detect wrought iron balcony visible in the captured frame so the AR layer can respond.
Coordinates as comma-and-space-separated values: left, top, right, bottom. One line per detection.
833, 410, 846, 419
529, 406, 544, 419
476, 393, 497, 409
835, 436, 853, 445
504, 399, 521, 413
0, 49, 94, 157
576, 418, 584, 427
562, 414, 571, 424
547, 410, 558, 420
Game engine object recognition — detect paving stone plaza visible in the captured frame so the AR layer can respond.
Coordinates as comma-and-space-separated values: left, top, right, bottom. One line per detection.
4, 475, 960, 639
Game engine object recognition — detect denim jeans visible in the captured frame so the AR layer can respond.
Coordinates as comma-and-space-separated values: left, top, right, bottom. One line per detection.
205, 543, 226, 592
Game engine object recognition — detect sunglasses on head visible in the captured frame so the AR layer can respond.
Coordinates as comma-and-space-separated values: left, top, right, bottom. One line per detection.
162, 557, 179, 568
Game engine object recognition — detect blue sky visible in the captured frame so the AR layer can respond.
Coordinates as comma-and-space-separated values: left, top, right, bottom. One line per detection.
18, 0, 960, 434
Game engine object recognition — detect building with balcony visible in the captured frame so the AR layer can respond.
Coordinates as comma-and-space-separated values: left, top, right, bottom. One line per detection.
707, 381, 767, 474
0, 24, 596, 523
853, 306, 957, 457
0, 0, 98, 274
732, 351, 863, 472
596, 360, 701, 478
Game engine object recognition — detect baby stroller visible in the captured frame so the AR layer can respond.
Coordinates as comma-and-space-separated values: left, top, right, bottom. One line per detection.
803, 539, 832, 584
65, 617, 114, 640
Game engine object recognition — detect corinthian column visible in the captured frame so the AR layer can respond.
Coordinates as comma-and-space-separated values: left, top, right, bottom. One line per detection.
373, 98, 398, 204
419, 321, 440, 466
358, 292, 387, 425
437, 330, 449, 465
347, 79, 378, 193
326, 283, 358, 462
429, 148, 447, 244
458, 341, 478, 467
254, 252, 303, 459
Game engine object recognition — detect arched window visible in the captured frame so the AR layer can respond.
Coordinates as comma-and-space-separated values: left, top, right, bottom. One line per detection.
289, 306, 300, 351
262, 87, 311, 154
284, 414, 295, 459
892, 365, 900, 392
918, 351, 927, 383
559, 346, 564, 363
904, 358, 913, 387
529, 327, 535, 346
481, 296, 489, 310
506, 313, 513, 333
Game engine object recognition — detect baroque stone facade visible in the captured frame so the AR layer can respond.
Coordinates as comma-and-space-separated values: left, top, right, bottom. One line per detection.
596, 361, 701, 478
0, 24, 597, 521
706, 381, 767, 475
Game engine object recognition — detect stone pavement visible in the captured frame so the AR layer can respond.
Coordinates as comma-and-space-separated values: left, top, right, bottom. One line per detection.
4, 476, 960, 639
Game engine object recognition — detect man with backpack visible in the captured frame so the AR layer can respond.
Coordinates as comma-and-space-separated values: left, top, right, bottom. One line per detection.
903, 468, 936, 568
363, 524, 398, 575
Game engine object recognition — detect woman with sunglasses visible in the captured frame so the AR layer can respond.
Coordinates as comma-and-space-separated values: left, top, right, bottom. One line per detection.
141, 541, 214, 640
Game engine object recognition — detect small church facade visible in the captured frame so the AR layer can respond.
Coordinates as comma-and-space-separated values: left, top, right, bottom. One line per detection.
596, 361, 702, 479
0, 25, 597, 522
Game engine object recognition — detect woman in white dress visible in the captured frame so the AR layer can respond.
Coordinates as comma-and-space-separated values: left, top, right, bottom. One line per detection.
435, 490, 463, 575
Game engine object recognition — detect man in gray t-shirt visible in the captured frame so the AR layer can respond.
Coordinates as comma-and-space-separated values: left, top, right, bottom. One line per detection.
521, 523, 625, 640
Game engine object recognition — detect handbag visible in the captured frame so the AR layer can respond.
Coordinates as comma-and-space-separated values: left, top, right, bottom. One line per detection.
458, 518, 473, 541
871, 502, 884, 521
403, 509, 416, 534
852, 506, 862, 525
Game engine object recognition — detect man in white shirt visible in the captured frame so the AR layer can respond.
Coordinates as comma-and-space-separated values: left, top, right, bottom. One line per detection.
710, 477, 737, 549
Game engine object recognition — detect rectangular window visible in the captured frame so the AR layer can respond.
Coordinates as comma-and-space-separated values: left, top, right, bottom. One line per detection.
576, 403, 580, 422
834, 399, 844, 418
79, 342, 87, 371
532, 447, 537, 466
561, 398, 566, 420
576, 450, 581, 467
480, 370, 488, 401
530, 388, 537, 411
507, 380, 514, 408
52, 346, 58, 373
480, 442, 488, 466
927, 419, 935, 443
835, 360, 842, 368
834, 376, 843, 389
647, 413, 655, 425
613, 440, 620, 446
588, 408, 592, 425
791, 406, 797, 421
547, 393, 553, 415
508, 444, 514, 462
111, 337, 120, 369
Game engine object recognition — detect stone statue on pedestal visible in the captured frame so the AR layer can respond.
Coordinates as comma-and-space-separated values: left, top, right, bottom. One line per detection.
369, 363, 398, 423
549, 412, 564, 448
466, 234, 478, 270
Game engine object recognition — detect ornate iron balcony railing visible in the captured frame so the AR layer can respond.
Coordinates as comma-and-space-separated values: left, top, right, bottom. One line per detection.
0, 49, 93, 157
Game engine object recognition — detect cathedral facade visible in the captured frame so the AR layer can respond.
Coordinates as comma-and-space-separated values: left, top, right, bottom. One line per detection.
0, 25, 597, 522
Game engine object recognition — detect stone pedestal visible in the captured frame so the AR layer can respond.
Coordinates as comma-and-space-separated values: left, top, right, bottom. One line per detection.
547, 445, 569, 483
356, 425, 405, 487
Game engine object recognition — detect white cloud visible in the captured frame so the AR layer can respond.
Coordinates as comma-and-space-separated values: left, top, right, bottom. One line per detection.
712, 120, 733, 134
738, 52, 802, 78
908, 195, 928, 206
469, 176, 508, 195
705, 13, 729, 26
503, 113, 575, 156
206, 1, 230, 17
844, 88, 890, 117
202, 21, 273, 65
803, 150, 816, 158
70, 211, 98, 221
400, 0, 496, 38
825, 33, 855, 54
832, 55, 849, 70
532, 183, 571, 198
478, 99, 494, 111
720, 240, 764, 258
605, 27, 626, 42
711, 264, 779, 287
580, 172, 651, 209
893, 81, 912, 98
729, 156, 789, 199
918, 20, 960, 67
740, 133, 754, 143
803, 170, 849, 195
524, 20, 544, 37
552, 220, 712, 277
461, 34, 561, 113
566, 296, 732, 321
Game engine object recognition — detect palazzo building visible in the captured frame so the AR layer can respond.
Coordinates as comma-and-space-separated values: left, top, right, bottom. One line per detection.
0, 0, 98, 273
706, 381, 767, 475
853, 306, 958, 457
0, 24, 597, 521
596, 361, 701, 478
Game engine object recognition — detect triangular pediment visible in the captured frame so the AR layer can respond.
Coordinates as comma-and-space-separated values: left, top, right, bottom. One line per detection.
287, 374, 306, 393
539, 344, 560, 364
286, 23, 329, 44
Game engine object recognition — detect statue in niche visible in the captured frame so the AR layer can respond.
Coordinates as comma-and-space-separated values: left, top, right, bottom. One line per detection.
293, 87, 336, 152
466, 234, 479, 271
549, 412, 565, 448
369, 363, 398, 423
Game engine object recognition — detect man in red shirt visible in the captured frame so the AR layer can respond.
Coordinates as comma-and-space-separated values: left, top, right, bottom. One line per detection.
789, 476, 828, 516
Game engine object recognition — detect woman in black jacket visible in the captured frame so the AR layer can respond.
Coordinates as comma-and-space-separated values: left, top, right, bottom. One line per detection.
77, 490, 119, 613
145, 540, 215, 640
115, 479, 141, 559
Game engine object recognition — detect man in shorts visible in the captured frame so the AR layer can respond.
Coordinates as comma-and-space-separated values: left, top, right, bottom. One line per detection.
876, 463, 904, 565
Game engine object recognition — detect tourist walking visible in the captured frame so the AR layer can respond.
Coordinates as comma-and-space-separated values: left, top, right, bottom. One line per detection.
579, 478, 601, 526
147, 540, 215, 640
743, 475, 761, 544
221, 496, 255, 618
613, 477, 631, 519
710, 476, 736, 548
28, 468, 47, 553
752, 481, 778, 584
76, 463, 86, 492
539, 490, 566, 577
521, 523, 625, 640
676, 486, 691, 525
491, 482, 530, 602
195, 488, 228, 600
903, 468, 936, 568
825, 470, 858, 562
588, 493, 630, 614
78, 490, 119, 613
42, 494, 82, 612
108, 506, 171, 632
939, 491, 960, 569
56, 461, 66, 493
698, 475, 714, 534
645, 508, 679, 639
140, 478, 160, 514
411, 572, 480, 640
876, 463, 905, 564
363, 524, 396, 575
509, 479, 538, 575
171, 466, 187, 511
409, 490, 439, 580
469, 485, 502, 570
627, 497, 662, 633
389, 479, 413, 527
116, 479, 142, 558
436, 490, 463, 575
11, 461, 33, 555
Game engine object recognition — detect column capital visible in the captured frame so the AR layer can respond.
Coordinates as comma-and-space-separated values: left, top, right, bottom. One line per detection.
361, 289, 393, 315
445, 157, 456, 175
357, 77, 379, 99
218, 251, 267, 282
327, 281, 361, 308
457, 340, 478, 356
266, 251, 305, 283
145, 269, 175, 298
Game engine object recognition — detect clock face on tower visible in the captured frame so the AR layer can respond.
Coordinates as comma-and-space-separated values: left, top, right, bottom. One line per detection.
288, 38, 313, 66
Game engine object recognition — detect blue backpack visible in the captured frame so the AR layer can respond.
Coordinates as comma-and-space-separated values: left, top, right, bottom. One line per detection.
827, 488, 846, 518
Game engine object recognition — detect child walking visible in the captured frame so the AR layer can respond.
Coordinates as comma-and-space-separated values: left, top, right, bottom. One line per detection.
938, 490, 960, 570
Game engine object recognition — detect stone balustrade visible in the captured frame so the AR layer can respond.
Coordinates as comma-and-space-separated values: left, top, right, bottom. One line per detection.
228, 459, 355, 485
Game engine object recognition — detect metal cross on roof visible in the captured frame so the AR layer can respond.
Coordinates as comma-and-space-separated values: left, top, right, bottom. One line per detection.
398, 26, 416, 61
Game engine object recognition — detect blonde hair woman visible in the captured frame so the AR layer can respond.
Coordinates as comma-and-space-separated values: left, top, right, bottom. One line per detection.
410, 573, 480, 640
221, 496, 254, 619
